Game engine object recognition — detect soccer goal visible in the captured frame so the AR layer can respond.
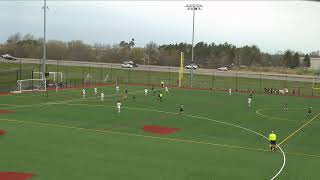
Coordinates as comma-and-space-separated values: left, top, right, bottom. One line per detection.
33, 72, 63, 83
12, 79, 47, 93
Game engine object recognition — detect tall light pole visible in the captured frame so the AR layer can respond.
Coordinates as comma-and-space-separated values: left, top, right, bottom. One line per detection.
186, 4, 202, 88
42, 0, 48, 80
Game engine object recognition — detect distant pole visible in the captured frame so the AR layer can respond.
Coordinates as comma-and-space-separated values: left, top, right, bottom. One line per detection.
42, 0, 48, 80
186, 4, 202, 88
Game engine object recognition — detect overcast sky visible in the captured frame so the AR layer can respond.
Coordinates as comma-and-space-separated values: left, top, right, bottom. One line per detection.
0, 1, 319, 53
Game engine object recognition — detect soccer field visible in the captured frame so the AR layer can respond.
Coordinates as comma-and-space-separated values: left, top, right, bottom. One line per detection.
0, 85, 320, 180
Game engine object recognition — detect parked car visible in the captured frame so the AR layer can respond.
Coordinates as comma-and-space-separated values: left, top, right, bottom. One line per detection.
218, 67, 228, 71
1, 54, 17, 60
122, 60, 134, 65
121, 63, 134, 68
121, 60, 138, 68
185, 64, 198, 69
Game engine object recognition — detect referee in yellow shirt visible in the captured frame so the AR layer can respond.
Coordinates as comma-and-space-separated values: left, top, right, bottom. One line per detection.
269, 131, 277, 151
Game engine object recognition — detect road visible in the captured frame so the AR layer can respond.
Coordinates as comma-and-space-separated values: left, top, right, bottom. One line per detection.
0, 58, 315, 83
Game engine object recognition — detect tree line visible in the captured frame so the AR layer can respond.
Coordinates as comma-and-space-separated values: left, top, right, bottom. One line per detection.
0, 33, 312, 69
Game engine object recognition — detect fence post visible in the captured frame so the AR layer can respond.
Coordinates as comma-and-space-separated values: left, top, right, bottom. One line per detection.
212, 70, 214, 89
285, 74, 288, 88
16, 70, 18, 83
88, 62, 91, 86
100, 61, 102, 83
65, 65, 68, 88
148, 67, 151, 86
168, 68, 171, 87
259, 72, 262, 93
127, 68, 130, 85
110, 64, 113, 84
235, 71, 238, 91
19, 59, 22, 80
31, 70, 34, 90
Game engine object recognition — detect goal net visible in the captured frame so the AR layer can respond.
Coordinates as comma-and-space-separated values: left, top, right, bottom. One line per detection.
13, 79, 47, 93
33, 72, 63, 83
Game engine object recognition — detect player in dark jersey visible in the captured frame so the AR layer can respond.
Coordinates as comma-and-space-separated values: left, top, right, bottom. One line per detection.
179, 104, 184, 116
132, 92, 136, 102
308, 105, 312, 116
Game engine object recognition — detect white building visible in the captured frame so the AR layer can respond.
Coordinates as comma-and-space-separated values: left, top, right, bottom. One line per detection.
310, 58, 320, 70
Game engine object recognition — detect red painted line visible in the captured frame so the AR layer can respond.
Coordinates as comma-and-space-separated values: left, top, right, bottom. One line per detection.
0, 172, 34, 180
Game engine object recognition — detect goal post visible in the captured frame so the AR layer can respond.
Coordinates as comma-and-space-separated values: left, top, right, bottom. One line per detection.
13, 79, 47, 93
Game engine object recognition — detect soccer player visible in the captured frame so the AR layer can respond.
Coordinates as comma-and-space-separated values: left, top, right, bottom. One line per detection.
116, 100, 122, 113
124, 88, 128, 98
82, 89, 86, 98
161, 81, 164, 88
248, 93, 252, 108
116, 85, 120, 94
94, 87, 98, 96
144, 88, 148, 96
179, 104, 184, 116
159, 93, 163, 102
55, 85, 59, 93
229, 88, 232, 96
165, 86, 169, 93
100, 92, 104, 101
284, 101, 288, 110
132, 92, 136, 102
308, 105, 312, 116
268, 130, 277, 151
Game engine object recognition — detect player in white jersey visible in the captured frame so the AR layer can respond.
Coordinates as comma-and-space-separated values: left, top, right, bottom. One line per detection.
94, 87, 98, 96
116, 85, 120, 94
144, 88, 148, 95
55, 85, 59, 92
100, 92, 104, 101
248, 93, 252, 108
82, 89, 86, 98
116, 100, 122, 113
229, 88, 232, 96
165, 86, 169, 93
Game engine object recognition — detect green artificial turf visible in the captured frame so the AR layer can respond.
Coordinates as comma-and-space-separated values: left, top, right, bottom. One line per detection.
0, 85, 320, 179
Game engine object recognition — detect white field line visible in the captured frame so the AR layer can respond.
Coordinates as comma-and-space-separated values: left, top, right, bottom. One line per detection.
1, 91, 285, 180
256, 108, 320, 124
3, 89, 146, 110
64, 103, 286, 180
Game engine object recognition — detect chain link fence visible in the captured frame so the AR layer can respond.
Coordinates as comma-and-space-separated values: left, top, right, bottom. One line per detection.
0, 59, 319, 96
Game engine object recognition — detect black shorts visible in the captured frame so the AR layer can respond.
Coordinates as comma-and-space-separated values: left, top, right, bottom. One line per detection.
270, 140, 276, 145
